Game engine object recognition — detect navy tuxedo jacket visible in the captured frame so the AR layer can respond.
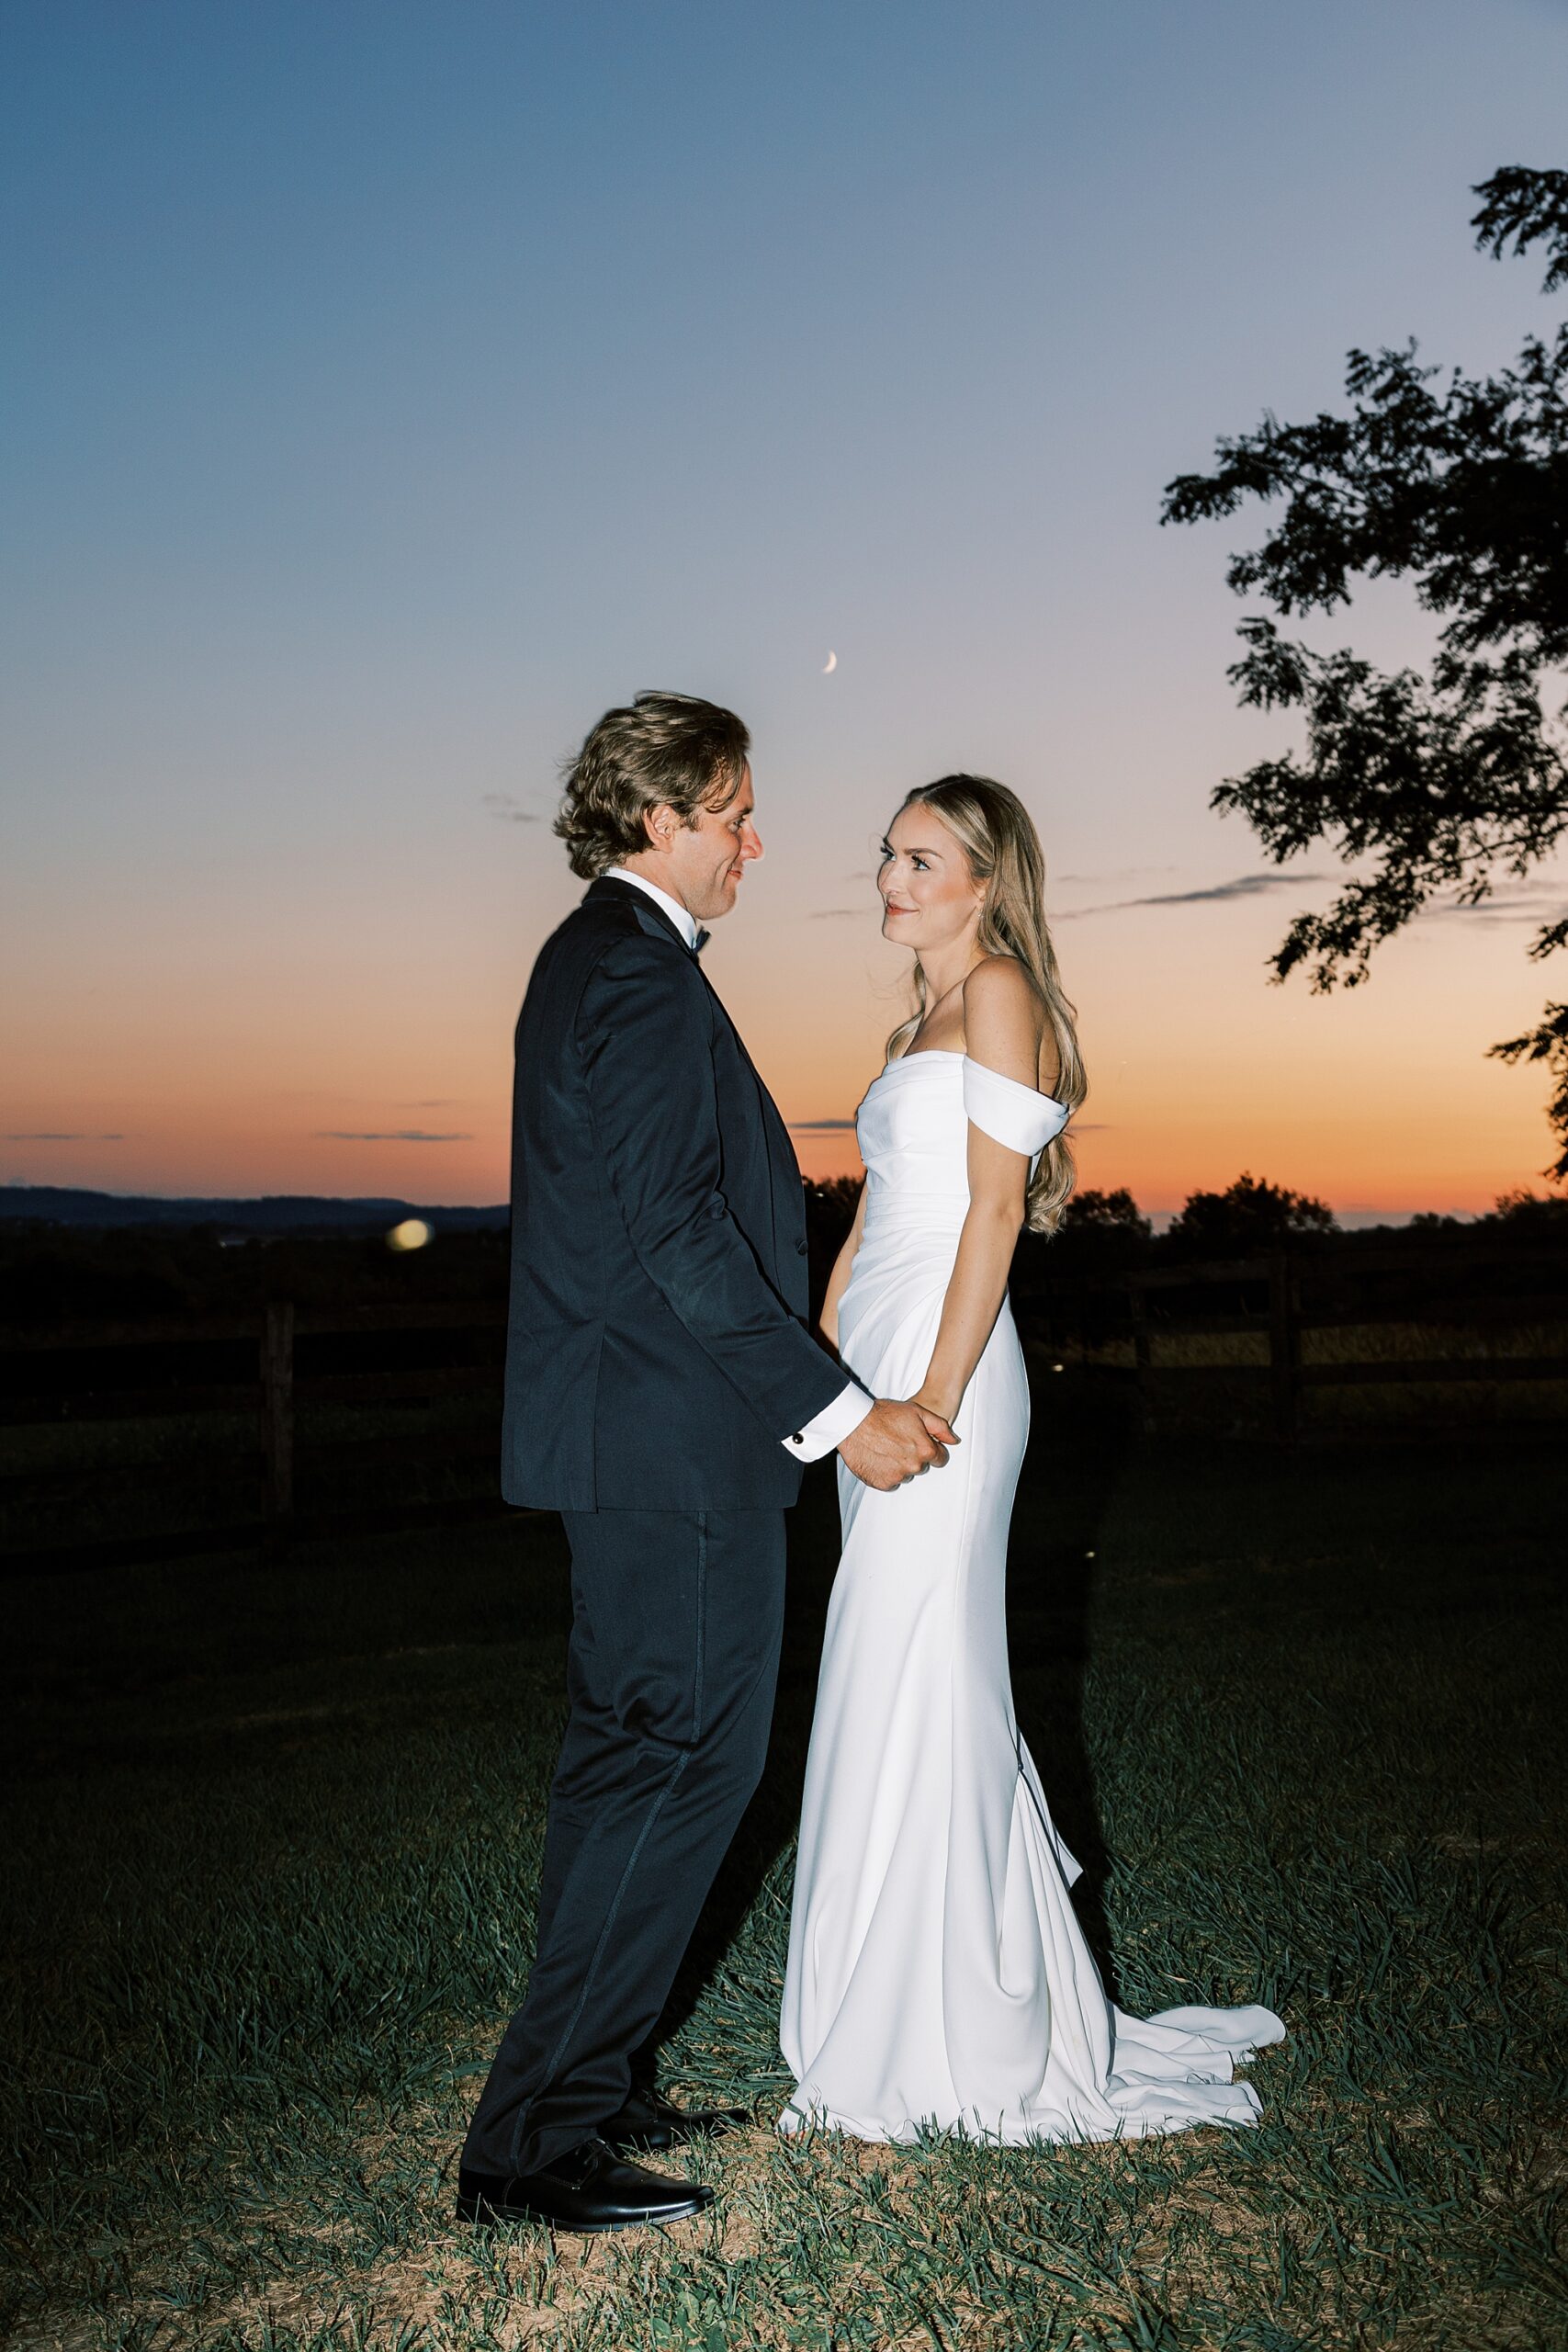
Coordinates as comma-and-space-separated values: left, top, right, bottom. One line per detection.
501, 876, 854, 1511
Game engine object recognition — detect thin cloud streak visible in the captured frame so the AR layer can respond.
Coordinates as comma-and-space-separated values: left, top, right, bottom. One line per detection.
6, 1131, 125, 1140
1419, 889, 1568, 926
1057, 871, 1325, 918
314, 1129, 473, 1142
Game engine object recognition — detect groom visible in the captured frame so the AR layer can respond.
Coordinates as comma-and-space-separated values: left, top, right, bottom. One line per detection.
457, 692, 957, 2233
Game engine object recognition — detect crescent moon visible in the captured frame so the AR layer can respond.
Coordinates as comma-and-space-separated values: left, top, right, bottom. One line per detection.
823, 650, 837, 673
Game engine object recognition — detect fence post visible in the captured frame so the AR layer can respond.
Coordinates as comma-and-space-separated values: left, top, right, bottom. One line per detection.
261, 1301, 295, 1546
1127, 1277, 1153, 1434
1269, 1251, 1298, 1443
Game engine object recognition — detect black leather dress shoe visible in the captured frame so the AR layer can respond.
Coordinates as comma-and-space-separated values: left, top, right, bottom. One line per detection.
604, 2086, 750, 2153
456, 2135, 714, 2233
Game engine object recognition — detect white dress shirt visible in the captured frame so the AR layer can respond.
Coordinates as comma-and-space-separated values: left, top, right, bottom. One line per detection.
601, 864, 871, 1463
603, 865, 700, 949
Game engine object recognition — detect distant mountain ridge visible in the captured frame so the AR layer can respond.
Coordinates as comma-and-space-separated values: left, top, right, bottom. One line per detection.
0, 1186, 508, 1236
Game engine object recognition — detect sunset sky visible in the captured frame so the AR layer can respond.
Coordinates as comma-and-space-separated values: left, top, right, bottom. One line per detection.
4, 0, 1566, 1219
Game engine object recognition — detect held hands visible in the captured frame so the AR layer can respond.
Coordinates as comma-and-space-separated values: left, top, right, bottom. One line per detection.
838, 1397, 960, 1491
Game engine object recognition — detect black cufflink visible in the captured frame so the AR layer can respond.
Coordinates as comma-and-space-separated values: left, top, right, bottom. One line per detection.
790, 1433, 804, 1445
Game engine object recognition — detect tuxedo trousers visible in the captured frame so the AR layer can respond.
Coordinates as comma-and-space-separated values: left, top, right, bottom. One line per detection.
463, 1506, 787, 2177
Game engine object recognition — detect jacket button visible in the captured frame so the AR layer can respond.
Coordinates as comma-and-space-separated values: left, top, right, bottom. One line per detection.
795, 1239, 808, 1255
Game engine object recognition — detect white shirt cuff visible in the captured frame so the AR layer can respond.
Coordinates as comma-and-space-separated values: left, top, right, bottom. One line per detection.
783, 1381, 873, 1463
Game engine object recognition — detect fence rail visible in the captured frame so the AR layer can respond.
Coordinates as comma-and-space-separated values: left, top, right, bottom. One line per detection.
3, 1247, 1564, 1567
1034, 1247, 1567, 1441
0, 1300, 511, 1571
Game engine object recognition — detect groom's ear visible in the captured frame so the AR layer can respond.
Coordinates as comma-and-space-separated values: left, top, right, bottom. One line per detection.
643, 801, 680, 849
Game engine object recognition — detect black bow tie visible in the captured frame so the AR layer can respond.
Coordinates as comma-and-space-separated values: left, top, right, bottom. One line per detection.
692, 929, 710, 957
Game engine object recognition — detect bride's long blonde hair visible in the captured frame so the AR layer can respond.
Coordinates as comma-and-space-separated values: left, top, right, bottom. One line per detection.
886, 775, 1085, 1235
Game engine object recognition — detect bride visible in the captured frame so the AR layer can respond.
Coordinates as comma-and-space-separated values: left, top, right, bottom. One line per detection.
779, 775, 1285, 2144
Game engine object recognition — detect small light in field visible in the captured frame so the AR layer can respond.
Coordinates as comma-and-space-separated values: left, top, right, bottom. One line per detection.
1050, 1362, 1064, 1373
1085, 1550, 1096, 1559
387, 1218, 433, 1252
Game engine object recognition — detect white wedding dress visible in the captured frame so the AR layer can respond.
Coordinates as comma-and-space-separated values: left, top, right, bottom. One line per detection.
779, 1050, 1285, 2144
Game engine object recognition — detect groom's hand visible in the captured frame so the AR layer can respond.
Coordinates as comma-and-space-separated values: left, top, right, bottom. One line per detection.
838, 1398, 960, 1490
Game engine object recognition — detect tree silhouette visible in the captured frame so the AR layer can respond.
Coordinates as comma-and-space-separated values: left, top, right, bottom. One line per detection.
1481, 1184, 1568, 1236
1060, 1187, 1152, 1237
1167, 1174, 1336, 1258
1162, 166, 1568, 1176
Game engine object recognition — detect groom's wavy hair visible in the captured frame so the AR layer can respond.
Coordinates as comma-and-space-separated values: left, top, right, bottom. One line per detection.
886, 775, 1087, 1236
554, 692, 751, 879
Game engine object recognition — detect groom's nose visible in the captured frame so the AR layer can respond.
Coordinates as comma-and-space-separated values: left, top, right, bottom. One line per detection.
740, 820, 763, 860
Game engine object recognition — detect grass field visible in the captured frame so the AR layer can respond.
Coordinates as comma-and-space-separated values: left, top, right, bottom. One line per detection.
3, 1385, 1564, 2351
1034, 1329, 1568, 1437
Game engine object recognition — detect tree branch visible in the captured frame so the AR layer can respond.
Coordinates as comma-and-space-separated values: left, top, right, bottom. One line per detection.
1489, 1001, 1568, 1180
1472, 165, 1568, 293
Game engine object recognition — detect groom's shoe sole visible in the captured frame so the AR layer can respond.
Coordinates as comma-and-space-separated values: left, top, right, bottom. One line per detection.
456, 2148, 714, 2235
456, 2188, 709, 2233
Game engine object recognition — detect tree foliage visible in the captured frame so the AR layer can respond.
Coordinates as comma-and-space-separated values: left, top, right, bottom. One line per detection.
1161, 166, 1568, 1176
1060, 1186, 1153, 1236
1166, 1173, 1337, 1258
1479, 1183, 1568, 1235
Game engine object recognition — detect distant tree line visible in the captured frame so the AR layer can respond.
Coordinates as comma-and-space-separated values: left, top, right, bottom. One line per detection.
798, 1171, 1566, 1295
1023, 1174, 1564, 1272
2, 1176, 1562, 1335
0, 1219, 511, 1328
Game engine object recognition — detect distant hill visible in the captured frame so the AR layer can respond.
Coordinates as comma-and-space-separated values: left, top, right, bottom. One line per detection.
0, 1186, 508, 1237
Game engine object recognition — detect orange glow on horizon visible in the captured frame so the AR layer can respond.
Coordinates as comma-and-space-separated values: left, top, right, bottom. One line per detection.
4, 858, 1561, 1223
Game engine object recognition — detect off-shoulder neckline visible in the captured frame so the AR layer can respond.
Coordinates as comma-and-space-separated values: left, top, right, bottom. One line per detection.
886, 1049, 1067, 1114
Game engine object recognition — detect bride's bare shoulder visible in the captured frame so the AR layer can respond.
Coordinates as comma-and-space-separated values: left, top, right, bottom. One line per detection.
962, 956, 1045, 1023
962, 956, 1051, 1087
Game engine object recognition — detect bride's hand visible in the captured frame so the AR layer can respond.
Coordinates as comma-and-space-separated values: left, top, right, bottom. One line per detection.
908, 1388, 959, 1435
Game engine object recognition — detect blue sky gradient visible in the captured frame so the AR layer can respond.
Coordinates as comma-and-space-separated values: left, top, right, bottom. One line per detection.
4, 0, 1565, 1209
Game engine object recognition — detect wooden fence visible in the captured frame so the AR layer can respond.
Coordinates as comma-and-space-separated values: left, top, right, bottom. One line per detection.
3, 1246, 1563, 1568
0, 1300, 511, 1572
1029, 1245, 1567, 1441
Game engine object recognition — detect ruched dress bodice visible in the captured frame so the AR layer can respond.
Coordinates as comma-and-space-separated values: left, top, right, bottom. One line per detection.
836, 1052, 1067, 1429
856, 1050, 1068, 1232
779, 1049, 1285, 2145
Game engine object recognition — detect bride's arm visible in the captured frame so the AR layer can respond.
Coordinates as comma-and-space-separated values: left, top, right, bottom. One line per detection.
909, 961, 1045, 1421
818, 1179, 869, 1351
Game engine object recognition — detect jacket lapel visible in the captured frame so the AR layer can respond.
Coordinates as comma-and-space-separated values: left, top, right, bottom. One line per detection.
584, 875, 695, 958
692, 965, 797, 1159
586, 876, 801, 1178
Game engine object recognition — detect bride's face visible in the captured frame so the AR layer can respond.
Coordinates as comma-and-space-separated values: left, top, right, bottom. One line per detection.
877, 801, 984, 954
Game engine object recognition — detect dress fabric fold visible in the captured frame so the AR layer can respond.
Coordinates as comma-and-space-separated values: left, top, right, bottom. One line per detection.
779, 1051, 1285, 2144
960, 1052, 1070, 1158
